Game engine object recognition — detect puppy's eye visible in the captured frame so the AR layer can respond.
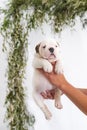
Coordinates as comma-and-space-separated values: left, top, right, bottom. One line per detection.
55, 45, 58, 47
43, 45, 46, 49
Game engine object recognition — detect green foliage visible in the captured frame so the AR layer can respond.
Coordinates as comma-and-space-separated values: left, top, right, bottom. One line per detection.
1, 0, 87, 33
0, 1, 35, 130
0, 0, 87, 130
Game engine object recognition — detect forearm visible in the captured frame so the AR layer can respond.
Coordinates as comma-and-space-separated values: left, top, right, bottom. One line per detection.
78, 88, 87, 95
60, 82, 87, 115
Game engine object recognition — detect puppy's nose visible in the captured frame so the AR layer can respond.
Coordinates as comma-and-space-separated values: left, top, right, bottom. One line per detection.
49, 47, 54, 53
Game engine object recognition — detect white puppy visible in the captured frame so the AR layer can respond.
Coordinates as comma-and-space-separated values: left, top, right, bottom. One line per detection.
32, 39, 63, 120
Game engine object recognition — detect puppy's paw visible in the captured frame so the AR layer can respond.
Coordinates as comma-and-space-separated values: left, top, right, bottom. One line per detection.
55, 101, 63, 109
42, 104, 52, 120
55, 63, 63, 74
45, 111, 52, 120
43, 62, 53, 72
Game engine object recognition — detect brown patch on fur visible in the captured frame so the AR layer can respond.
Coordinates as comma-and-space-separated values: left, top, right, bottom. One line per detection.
35, 43, 40, 53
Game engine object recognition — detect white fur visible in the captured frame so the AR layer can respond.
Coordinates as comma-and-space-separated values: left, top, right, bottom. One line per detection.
32, 40, 63, 120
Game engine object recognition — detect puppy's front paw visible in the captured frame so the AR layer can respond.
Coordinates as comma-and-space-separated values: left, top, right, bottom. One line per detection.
55, 63, 63, 74
43, 62, 53, 72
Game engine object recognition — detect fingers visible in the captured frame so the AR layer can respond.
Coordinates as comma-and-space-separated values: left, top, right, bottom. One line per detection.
39, 68, 54, 74
41, 90, 54, 99
41, 91, 48, 99
46, 90, 54, 99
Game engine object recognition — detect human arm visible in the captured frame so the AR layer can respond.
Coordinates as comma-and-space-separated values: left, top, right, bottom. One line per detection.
41, 88, 87, 99
78, 88, 87, 95
39, 69, 87, 115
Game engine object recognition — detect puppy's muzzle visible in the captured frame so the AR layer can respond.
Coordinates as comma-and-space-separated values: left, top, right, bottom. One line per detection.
49, 47, 54, 53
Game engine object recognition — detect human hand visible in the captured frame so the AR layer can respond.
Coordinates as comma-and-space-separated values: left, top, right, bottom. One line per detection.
41, 89, 63, 99
39, 68, 66, 90
39, 62, 66, 89
41, 89, 55, 99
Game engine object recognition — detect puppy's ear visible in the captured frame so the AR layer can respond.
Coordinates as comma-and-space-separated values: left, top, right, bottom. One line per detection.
35, 43, 40, 53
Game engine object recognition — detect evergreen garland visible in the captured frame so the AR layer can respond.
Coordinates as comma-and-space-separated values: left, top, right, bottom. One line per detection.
0, 1, 35, 130
0, 0, 87, 130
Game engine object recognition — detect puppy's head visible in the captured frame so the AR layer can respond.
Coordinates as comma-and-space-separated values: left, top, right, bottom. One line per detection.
35, 39, 60, 62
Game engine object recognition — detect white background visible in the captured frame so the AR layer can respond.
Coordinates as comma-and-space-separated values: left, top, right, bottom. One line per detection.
0, 0, 87, 130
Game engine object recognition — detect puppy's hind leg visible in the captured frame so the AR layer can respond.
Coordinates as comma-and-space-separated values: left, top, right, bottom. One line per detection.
54, 89, 63, 109
33, 91, 52, 120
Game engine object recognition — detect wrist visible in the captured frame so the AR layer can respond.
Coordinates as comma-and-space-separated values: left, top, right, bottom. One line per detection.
59, 78, 69, 92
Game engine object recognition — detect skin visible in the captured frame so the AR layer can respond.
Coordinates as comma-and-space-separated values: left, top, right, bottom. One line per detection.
39, 63, 87, 115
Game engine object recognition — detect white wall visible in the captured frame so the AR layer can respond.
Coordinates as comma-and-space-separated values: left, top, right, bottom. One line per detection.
0, 0, 87, 130
26, 22, 87, 130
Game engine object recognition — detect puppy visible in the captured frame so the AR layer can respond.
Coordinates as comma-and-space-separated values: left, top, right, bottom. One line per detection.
32, 39, 63, 120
